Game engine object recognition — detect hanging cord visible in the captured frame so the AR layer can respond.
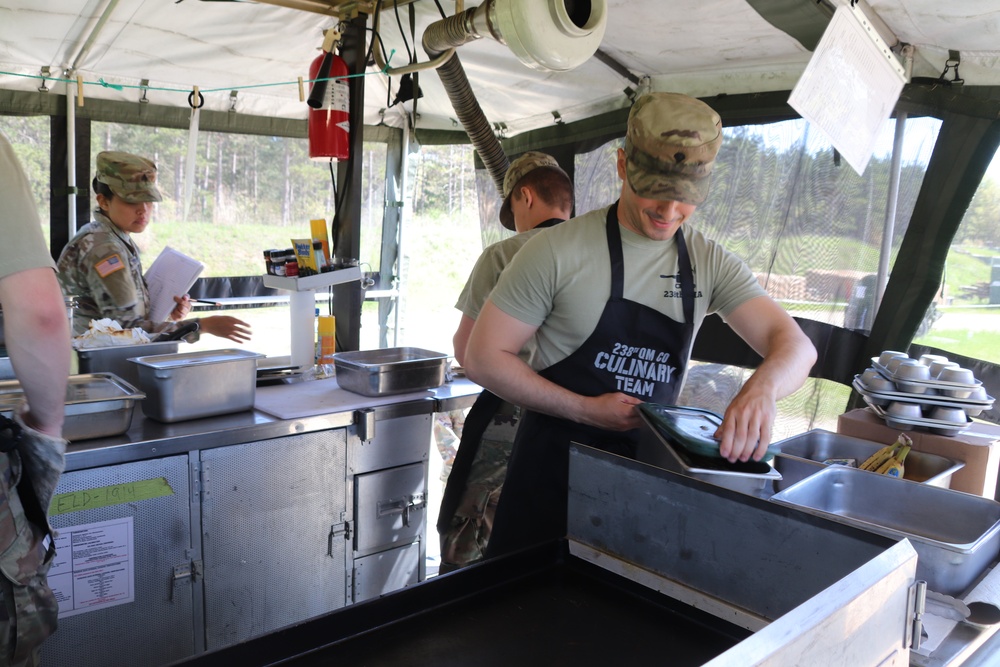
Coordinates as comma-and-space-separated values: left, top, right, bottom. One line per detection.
0, 53, 395, 104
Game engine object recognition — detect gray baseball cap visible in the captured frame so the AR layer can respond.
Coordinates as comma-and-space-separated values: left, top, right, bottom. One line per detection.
623, 92, 722, 205
95, 151, 163, 203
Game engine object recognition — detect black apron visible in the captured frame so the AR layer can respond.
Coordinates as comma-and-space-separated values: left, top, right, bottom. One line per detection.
436, 218, 566, 538
485, 203, 696, 557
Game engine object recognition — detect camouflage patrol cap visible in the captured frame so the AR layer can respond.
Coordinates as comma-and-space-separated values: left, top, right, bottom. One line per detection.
499, 151, 564, 231
623, 92, 722, 205
95, 151, 162, 203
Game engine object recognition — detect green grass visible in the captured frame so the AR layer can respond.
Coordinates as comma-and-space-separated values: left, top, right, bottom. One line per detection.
134, 219, 298, 277
914, 325, 1000, 360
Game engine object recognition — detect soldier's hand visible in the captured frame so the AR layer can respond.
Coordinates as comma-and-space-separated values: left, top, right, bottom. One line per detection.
578, 392, 643, 432
170, 295, 192, 321
199, 316, 252, 343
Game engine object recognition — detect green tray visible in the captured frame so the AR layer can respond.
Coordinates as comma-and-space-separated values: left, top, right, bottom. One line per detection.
638, 403, 780, 463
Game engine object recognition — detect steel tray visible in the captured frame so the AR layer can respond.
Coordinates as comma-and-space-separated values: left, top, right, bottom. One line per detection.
771, 429, 963, 491
771, 465, 1000, 595
853, 375, 993, 411
76, 340, 181, 387
129, 348, 263, 422
333, 347, 448, 396
0, 373, 145, 441
865, 400, 971, 436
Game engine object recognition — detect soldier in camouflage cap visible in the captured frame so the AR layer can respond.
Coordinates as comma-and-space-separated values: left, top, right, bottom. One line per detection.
94, 150, 163, 203
57, 151, 251, 343
438, 151, 573, 573
464, 92, 817, 560
498, 151, 572, 231
622, 92, 722, 206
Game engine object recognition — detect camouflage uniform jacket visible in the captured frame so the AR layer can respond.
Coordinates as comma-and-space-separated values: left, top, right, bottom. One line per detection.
57, 212, 176, 336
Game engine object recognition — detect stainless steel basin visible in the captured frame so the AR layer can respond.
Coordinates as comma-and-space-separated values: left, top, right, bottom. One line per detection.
770, 465, 1000, 595
771, 429, 963, 490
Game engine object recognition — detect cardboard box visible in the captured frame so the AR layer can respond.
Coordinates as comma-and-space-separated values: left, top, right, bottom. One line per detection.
838, 408, 1000, 499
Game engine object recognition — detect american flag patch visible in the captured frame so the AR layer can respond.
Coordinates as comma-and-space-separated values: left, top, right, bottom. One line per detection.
95, 253, 125, 278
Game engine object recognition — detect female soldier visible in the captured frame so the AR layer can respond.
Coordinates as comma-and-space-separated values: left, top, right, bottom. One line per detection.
58, 151, 250, 342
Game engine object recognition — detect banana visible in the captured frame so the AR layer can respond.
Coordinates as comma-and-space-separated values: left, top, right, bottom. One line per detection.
879, 445, 911, 478
860, 442, 899, 471
860, 433, 913, 472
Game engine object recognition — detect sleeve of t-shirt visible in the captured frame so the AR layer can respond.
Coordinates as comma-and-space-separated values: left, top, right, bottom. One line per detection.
454, 244, 507, 320
77, 241, 156, 331
487, 232, 557, 327
0, 134, 54, 280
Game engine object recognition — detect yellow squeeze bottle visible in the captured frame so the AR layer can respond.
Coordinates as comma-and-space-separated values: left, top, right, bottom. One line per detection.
317, 316, 336, 365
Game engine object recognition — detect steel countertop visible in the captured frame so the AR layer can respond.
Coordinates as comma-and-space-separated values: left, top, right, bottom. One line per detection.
63, 376, 482, 472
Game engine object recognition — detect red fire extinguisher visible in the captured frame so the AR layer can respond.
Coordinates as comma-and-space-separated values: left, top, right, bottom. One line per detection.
307, 49, 350, 161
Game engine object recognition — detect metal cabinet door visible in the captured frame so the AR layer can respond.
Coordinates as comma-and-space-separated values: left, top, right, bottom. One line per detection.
42, 455, 195, 667
354, 462, 426, 555
200, 429, 349, 651
352, 541, 422, 604
349, 413, 431, 475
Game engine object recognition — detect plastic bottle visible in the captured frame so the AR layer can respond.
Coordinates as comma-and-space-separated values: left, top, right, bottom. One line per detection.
317, 315, 336, 365
313, 241, 329, 273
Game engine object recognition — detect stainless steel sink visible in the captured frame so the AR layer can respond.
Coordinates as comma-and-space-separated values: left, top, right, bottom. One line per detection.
770, 465, 1000, 595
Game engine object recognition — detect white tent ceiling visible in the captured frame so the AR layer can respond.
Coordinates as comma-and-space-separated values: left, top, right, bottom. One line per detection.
1, 0, 999, 136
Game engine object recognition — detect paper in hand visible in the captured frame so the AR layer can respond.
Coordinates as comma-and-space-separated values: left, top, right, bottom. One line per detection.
144, 246, 205, 322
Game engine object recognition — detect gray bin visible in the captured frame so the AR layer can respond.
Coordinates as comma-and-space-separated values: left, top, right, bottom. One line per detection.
333, 347, 448, 397
772, 429, 963, 491
129, 349, 263, 422
76, 340, 180, 388
771, 465, 1000, 595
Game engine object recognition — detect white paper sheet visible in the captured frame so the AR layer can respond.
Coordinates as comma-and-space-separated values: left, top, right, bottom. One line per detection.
144, 246, 205, 322
48, 516, 136, 618
789, 5, 906, 175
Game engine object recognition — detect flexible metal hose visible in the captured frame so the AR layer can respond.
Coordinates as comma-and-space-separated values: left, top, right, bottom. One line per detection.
423, 6, 509, 196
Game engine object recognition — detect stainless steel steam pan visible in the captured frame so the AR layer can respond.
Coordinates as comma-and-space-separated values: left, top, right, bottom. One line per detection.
771, 429, 963, 491
0, 373, 145, 441
333, 347, 448, 396
129, 348, 263, 422
770, 465, 1000, 595
76, 340, 180, 388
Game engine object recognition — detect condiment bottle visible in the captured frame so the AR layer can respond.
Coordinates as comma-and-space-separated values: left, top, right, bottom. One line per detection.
317, 316, 336, 365
313, 241, 328, 273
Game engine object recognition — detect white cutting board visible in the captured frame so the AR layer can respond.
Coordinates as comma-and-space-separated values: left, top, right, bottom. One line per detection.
254, 376, 434, 420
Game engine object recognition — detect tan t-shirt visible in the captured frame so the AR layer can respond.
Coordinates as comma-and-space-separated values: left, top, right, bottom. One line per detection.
0, 132, 55, 280
489, 204, 766, 370
454, 227, 549, 320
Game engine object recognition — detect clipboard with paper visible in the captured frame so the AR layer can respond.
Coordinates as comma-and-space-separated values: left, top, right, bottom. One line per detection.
144, 246, 205, 322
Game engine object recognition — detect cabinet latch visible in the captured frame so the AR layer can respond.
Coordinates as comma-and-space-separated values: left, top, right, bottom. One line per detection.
329, 521, 352, 555
355, 408, 376, 441
170, 560, 202, 601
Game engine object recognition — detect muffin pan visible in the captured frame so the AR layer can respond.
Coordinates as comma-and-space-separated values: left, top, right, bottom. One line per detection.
865, 400, 972, 436
852, 376, 994, 416
870, 357, 984, 398
855, 352, 995, 435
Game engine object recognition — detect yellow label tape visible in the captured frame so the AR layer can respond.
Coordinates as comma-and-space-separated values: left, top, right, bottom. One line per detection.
49, 477, 175, 515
